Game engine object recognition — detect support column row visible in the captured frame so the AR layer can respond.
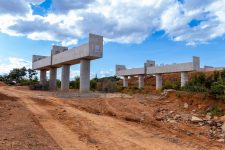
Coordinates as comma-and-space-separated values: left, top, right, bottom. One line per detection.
122, 75, 144, 89
40, 59, 91, 93
155, 72, 189, 90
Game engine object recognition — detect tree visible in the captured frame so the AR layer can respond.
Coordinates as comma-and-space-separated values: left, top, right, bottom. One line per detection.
27, 68, 37, 80
8, 67, 27, 83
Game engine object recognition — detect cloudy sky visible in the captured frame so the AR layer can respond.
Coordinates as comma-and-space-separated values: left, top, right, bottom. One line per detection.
0, 0, 225, 78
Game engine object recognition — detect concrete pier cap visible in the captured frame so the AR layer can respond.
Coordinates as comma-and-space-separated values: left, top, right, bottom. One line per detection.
32, 33, 104, 93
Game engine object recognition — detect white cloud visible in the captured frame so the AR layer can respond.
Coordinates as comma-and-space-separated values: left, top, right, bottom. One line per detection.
0, 0, 225, 46
70, 70, 80, 79
0, 0, 30, 16
99, 69, 114, 77
0, 57, 31, 74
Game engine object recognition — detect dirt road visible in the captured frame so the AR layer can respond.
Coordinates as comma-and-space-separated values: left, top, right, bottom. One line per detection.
1, 86, 224, 150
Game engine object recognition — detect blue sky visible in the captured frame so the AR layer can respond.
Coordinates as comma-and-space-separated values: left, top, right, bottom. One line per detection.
0, 0, 225, 79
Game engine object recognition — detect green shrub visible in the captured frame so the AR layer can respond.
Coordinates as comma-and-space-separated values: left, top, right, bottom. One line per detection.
70, 76, 80, 89
210, 82, 225, 95
206, 106, 225, 116
56, 80, 61, 88
183, 73, 208, 92
90, 79, 97, 91
163, 80, 180, 90
29, 83, 49, 91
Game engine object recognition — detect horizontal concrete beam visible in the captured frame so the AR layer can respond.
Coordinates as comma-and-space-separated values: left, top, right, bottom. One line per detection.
146, 57, 200, 74
32, 33, 103, 70
32, 56, 51, 70
116, 68, 145, 76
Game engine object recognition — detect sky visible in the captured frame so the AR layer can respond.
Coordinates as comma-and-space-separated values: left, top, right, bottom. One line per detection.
0, 0, 225, 79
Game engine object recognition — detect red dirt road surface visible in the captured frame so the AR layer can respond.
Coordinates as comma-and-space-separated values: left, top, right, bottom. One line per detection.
1, 85, 225, 150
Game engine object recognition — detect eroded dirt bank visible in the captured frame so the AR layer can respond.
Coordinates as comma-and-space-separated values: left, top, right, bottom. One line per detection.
1, 86, 225, 150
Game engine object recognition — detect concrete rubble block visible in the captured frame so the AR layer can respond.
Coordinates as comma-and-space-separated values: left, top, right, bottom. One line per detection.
191, 116, 203, 123
222, 123, 225, 133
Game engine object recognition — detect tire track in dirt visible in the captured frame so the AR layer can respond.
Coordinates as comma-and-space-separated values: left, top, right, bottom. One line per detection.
0, 87, 91, 150
3, 87, 196, 150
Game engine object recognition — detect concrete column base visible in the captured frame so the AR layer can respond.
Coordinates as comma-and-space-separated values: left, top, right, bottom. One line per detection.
49, 67, 57, 91
123, 76, 128, 87
181, 72, 188, 87
156, 74, 162, 90
40, 70, 47, 85
80, 59, 90, 93
138, 75, 144, 89
61, 65, 70, 92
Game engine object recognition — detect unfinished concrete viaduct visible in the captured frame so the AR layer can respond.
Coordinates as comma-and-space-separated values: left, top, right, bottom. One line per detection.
32, 34, 103, 93
116, 56, 200, 90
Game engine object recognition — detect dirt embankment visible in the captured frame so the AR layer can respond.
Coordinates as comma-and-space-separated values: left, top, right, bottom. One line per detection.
1, 86, 225, 150
67, 91, 225, 149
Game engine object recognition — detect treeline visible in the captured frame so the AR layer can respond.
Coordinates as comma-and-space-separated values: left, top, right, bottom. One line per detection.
0, 67, 38, 85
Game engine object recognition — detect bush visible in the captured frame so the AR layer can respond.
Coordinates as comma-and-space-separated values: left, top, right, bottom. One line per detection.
19, 79, 38, 86
102, 79, 117, 93
210, 82, 225, 95
29, 83, 49, 91
183, 72, 208, 92
206, 106, 225, 116
183, 84, 208, 92
90, 79, 97, 91
70, 76, 80, 89
163, 80, 180, 90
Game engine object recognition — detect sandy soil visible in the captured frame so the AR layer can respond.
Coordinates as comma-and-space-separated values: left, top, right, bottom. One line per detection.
0, 85, 225, 150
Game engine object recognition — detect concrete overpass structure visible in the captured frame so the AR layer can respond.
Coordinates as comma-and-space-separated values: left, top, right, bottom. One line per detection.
116, 56, 200, 90
32, 33, 103, 93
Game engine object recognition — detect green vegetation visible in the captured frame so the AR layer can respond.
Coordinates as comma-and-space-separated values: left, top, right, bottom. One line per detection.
68, 75, 120, 93
69, 76, 80, 89
163, 80, 180, 90
183, 70, 225, 100
161, 69, 225, 100
0, 67, 38, 85
206, 106, 225, 117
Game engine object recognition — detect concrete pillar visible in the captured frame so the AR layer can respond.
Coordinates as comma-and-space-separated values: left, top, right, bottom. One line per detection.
61, 65, 70, 92
123, 76, 128, 87
181, 72, 188, 87
40, 70, 47, 85
80, 59, 90, 93
156, 74, 162, 90
138, 75, 144, 89
49, 67, 57, 91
